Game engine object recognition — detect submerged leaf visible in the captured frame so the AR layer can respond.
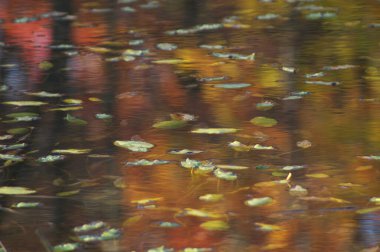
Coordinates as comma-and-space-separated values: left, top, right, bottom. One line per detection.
114, 140, 154, 152
153, 120, 187, 129
200, 220, 229, 231
0, 186, 36, 195
191, 128, 238, 134
250, 117, 278, 127
245, 197, 273, 207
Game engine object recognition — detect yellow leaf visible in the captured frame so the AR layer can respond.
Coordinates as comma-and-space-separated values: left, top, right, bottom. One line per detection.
305, 173, 330, 179
355, 165, 373, 171
200, 220, 229, 231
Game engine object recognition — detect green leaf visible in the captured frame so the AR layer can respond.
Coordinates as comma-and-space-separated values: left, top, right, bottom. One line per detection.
191, 128, 238, 134
200, 220, 230, 231
2, 101, 48, 106
245, 197, 273, 207
63, 99, 82, 105
250, 117, 278, 127
49, 106, 83, 111
56, 189, 80, 197
113, 140, 154, 152
126, 159, 170, 166
181, 158, 201, 169
0, 154, 24, 161
213, 83, 251, 89
153, 120, 187, 129
0, 186, 36, 195
256, 101, 275, 111
6, 112, 39, 118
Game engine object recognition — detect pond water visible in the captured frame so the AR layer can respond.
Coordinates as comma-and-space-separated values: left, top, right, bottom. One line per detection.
0, 0, 380, 251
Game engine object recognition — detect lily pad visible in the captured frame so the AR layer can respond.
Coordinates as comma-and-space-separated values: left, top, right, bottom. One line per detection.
65, 114, 87, 125
200, 220, 229, 231
181, 158, 201, 169
191, 128, 238, 134
37, 155, 66, 162
73, 221, 107, 233
53, 243, 80, 252
199, 194, 224, 202
114, 140, 154, 152
52, 149, 91, 154
250, 117, 278, 127
213, 83, 251, 89
125, 159, 170, 166
153, 120, 187, 129
3, 101, 48, 106
0, 186, 36, 195
214, 168, 237, 181
245, 197, 273, 207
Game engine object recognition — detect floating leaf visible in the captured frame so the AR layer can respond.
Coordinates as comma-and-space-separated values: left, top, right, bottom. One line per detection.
359, 156, 380, 160
6, 112, 39, 119
57, 190, 80, 197
356, 206, 380, 214
157, 222, 181, 228
180, 248, 212, 252
170, 113, 198, 122
250, 117, 278, 127
355, 165, 373, 171
65, 114, 87, 125
153, 120, 187, 129
228, 141, 253, 152
306, 173, 329, 179
156, 43, 178, 51
281, 66, 296, 73
283, 95, 303, 100
199, 194, 224, 202
256, 101, 275, 111
0, 143, 27, 151
200, 220, 229, 231
152, 59, 188, 64
25, 91, 62, 97
370, 197, 380, 203
191, 128, 238, 134
298, 196, 350, 204
253, 144, 274, 150
181, 158, 201, 169
126, 159, 170, 166
37, 155, 65, 163
214, 168, 237, 181
114, 140, 154, 152
63, 99, 82, 105
254, 180, 288, 187
305, 12, 337, 20
39, 61, 53, 70
306, 80, 339, 86
123, 49, 149, 56
257, 13, 279, 20
297, 140, 312, 149
289, 185, 308, 197
131, 197, 163, 205
166, 23, 223, 35
123, 215, 143, 227
305, 72, 325, 78
282, 165, 305, 171
216, 164, 248, 170
52, 149, 91, 154
73, 221, 107, 233
211, 52, 255, 61
245, 197, 273, 207
2, 101, 48, 106
53, 243, 80, 252
0, 186, 36, 195
0, 154, 24, 161
78, 228, 121, 242
213, 83, 251, 89
95, 113, 112, 119
180, 208, 224, 218
168, 149, 203, 155
255, 222, 282, 232
49, 106, 83, 111
12, 202, 41, 208
338, 182, 362, 187
147, 246, 174, 252
7, 127, 31, 135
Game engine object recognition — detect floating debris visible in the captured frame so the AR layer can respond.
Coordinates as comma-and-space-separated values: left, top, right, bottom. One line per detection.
52, 243, 80, 252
